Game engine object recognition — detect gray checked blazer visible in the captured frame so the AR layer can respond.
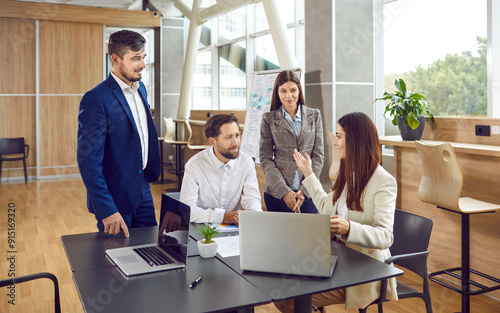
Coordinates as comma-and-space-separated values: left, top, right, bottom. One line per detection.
259, 105, 324, 199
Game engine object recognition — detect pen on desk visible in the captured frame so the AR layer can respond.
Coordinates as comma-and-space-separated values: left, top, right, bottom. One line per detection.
189, 276, 202, 288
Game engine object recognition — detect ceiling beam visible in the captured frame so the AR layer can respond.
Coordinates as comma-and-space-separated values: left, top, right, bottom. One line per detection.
0, 0, 161, 27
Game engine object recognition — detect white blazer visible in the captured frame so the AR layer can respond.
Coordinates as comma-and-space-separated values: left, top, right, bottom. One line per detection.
302, 165, 398, 310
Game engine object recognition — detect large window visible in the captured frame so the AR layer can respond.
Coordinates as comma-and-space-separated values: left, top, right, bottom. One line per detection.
192, 0, 303, 110
193, 50, 212, 109
384, 0, 487, 117
219, 48, 246, 110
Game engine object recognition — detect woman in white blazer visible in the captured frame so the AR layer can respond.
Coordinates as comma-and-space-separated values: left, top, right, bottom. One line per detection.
275, 112, 398, 312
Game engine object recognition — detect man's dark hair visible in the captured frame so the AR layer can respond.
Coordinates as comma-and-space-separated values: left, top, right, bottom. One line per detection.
107, 30, 146, 61
205, 114, 240, 139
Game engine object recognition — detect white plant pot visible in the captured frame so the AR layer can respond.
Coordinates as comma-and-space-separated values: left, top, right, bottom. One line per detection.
197, 240, 218, 258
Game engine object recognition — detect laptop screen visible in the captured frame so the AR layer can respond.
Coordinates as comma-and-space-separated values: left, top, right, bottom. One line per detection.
158, 193, 191, 262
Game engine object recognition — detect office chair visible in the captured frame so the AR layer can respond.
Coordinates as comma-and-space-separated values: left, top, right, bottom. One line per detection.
0, 272, 61, 313
184, 119, 210, 151
359, 209, 434, 313
0, 137, 30, 184
415, 141, 500, 313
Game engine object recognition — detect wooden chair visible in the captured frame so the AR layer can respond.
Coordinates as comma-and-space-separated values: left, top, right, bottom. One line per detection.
0, 272, 61, 313
415, 141, 500, 313
359, 209, 434, 313
163, 117, 189, 190
184, 119, 210, 151
0, 137, 29, 184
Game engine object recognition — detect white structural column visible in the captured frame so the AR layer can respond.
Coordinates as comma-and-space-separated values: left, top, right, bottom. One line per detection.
262, 0, 298, 69
175, 0, 257, 119
175, 0, 203, 119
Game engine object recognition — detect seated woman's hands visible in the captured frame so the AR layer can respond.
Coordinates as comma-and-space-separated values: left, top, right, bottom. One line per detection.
330, 215, 350, 236
293, 149, 313, 178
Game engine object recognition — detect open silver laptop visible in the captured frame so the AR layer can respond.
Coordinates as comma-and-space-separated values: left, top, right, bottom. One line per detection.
239, 211, 336, 277
105, 194, 190, 276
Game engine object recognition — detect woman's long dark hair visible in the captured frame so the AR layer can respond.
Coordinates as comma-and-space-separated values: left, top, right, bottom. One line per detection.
331, 112, 381, 212
270, 70, 306, 111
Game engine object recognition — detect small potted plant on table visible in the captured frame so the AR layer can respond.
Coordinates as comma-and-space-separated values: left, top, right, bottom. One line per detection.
196, 223, 221, 258
374, 78, 434, 140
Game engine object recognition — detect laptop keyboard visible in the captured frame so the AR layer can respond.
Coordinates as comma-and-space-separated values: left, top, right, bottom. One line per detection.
133, 246, 175, 267
166, 245, 187, 263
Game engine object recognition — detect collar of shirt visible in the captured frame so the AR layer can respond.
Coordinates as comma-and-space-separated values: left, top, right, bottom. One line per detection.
208, 147, 236, 170
282, 104, 302, 123
111, 71, 140, 93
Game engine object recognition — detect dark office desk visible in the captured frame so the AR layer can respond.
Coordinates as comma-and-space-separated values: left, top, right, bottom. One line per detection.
63, 226, 403, 313
61, 227, 271, 313
190, 223, 403, 312
61, 226, 199, 272
216, 242, 403, 312
72, 257, 271, 313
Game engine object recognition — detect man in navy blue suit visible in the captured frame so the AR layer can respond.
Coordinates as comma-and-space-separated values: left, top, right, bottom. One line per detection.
77, 30, 160, 237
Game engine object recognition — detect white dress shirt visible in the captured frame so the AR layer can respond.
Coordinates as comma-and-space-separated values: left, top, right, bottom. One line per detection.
180, 147, 262, 223
111, 72, 149, 169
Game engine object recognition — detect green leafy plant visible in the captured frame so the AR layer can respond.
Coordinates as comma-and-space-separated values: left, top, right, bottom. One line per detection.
196, 223, 220, 244
374, 78, 434, 129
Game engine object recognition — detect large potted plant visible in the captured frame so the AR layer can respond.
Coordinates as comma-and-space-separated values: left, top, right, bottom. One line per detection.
196, 222, 221, 258
374, 78, 434, 140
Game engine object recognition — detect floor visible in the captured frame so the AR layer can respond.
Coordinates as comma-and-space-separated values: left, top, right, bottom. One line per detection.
0, 173, 499, 313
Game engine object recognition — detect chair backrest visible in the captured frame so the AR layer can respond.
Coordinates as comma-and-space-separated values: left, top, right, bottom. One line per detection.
415, 141, 462, 211
163, 117, 177, 143
391, 209, 433, 278
184, 119, 194, 143
0, 137, 25, 155
0, 272, 61, 313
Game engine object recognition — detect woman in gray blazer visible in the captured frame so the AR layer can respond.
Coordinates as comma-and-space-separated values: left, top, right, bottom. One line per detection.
279, 112, 398, 312
259, 70, 324, 213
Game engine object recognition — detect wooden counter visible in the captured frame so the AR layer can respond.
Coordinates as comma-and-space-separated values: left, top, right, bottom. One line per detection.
381, 135, 500, 300
381, 135, 500, 157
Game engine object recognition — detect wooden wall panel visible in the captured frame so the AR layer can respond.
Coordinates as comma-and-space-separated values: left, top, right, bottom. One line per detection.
0, 19, 36, 94
39, 21, 103, 94
0, 96, 36, 179
422, 116, 500, 145
39, 96, 80, 174
189, 110, 247, 123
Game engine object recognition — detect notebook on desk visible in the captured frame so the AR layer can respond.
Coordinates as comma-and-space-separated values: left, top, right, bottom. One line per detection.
105, 194, 191, 276
239, 211, 336, 278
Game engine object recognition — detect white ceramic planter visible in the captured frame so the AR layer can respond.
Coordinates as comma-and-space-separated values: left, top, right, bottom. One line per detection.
197, 240, 218, 258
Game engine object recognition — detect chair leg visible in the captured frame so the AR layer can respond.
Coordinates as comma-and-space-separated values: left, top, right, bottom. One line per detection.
461, 213, 471, 313
22, 158, 27, 184
358, 308, 367, 313
0, 160, 2, 183
377, 302, 384, 313
424, 296, 433, 313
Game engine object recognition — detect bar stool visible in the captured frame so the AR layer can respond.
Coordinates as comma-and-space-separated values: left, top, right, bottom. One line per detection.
163, 117, 188, 190
415, 141, 500, 313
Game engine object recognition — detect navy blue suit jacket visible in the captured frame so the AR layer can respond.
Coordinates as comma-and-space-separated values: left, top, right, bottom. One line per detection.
77, 74, 160, 219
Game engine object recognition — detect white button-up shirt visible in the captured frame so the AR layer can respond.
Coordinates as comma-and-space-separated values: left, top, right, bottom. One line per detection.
180, 147, 262, 223
111, 72, 149, 169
